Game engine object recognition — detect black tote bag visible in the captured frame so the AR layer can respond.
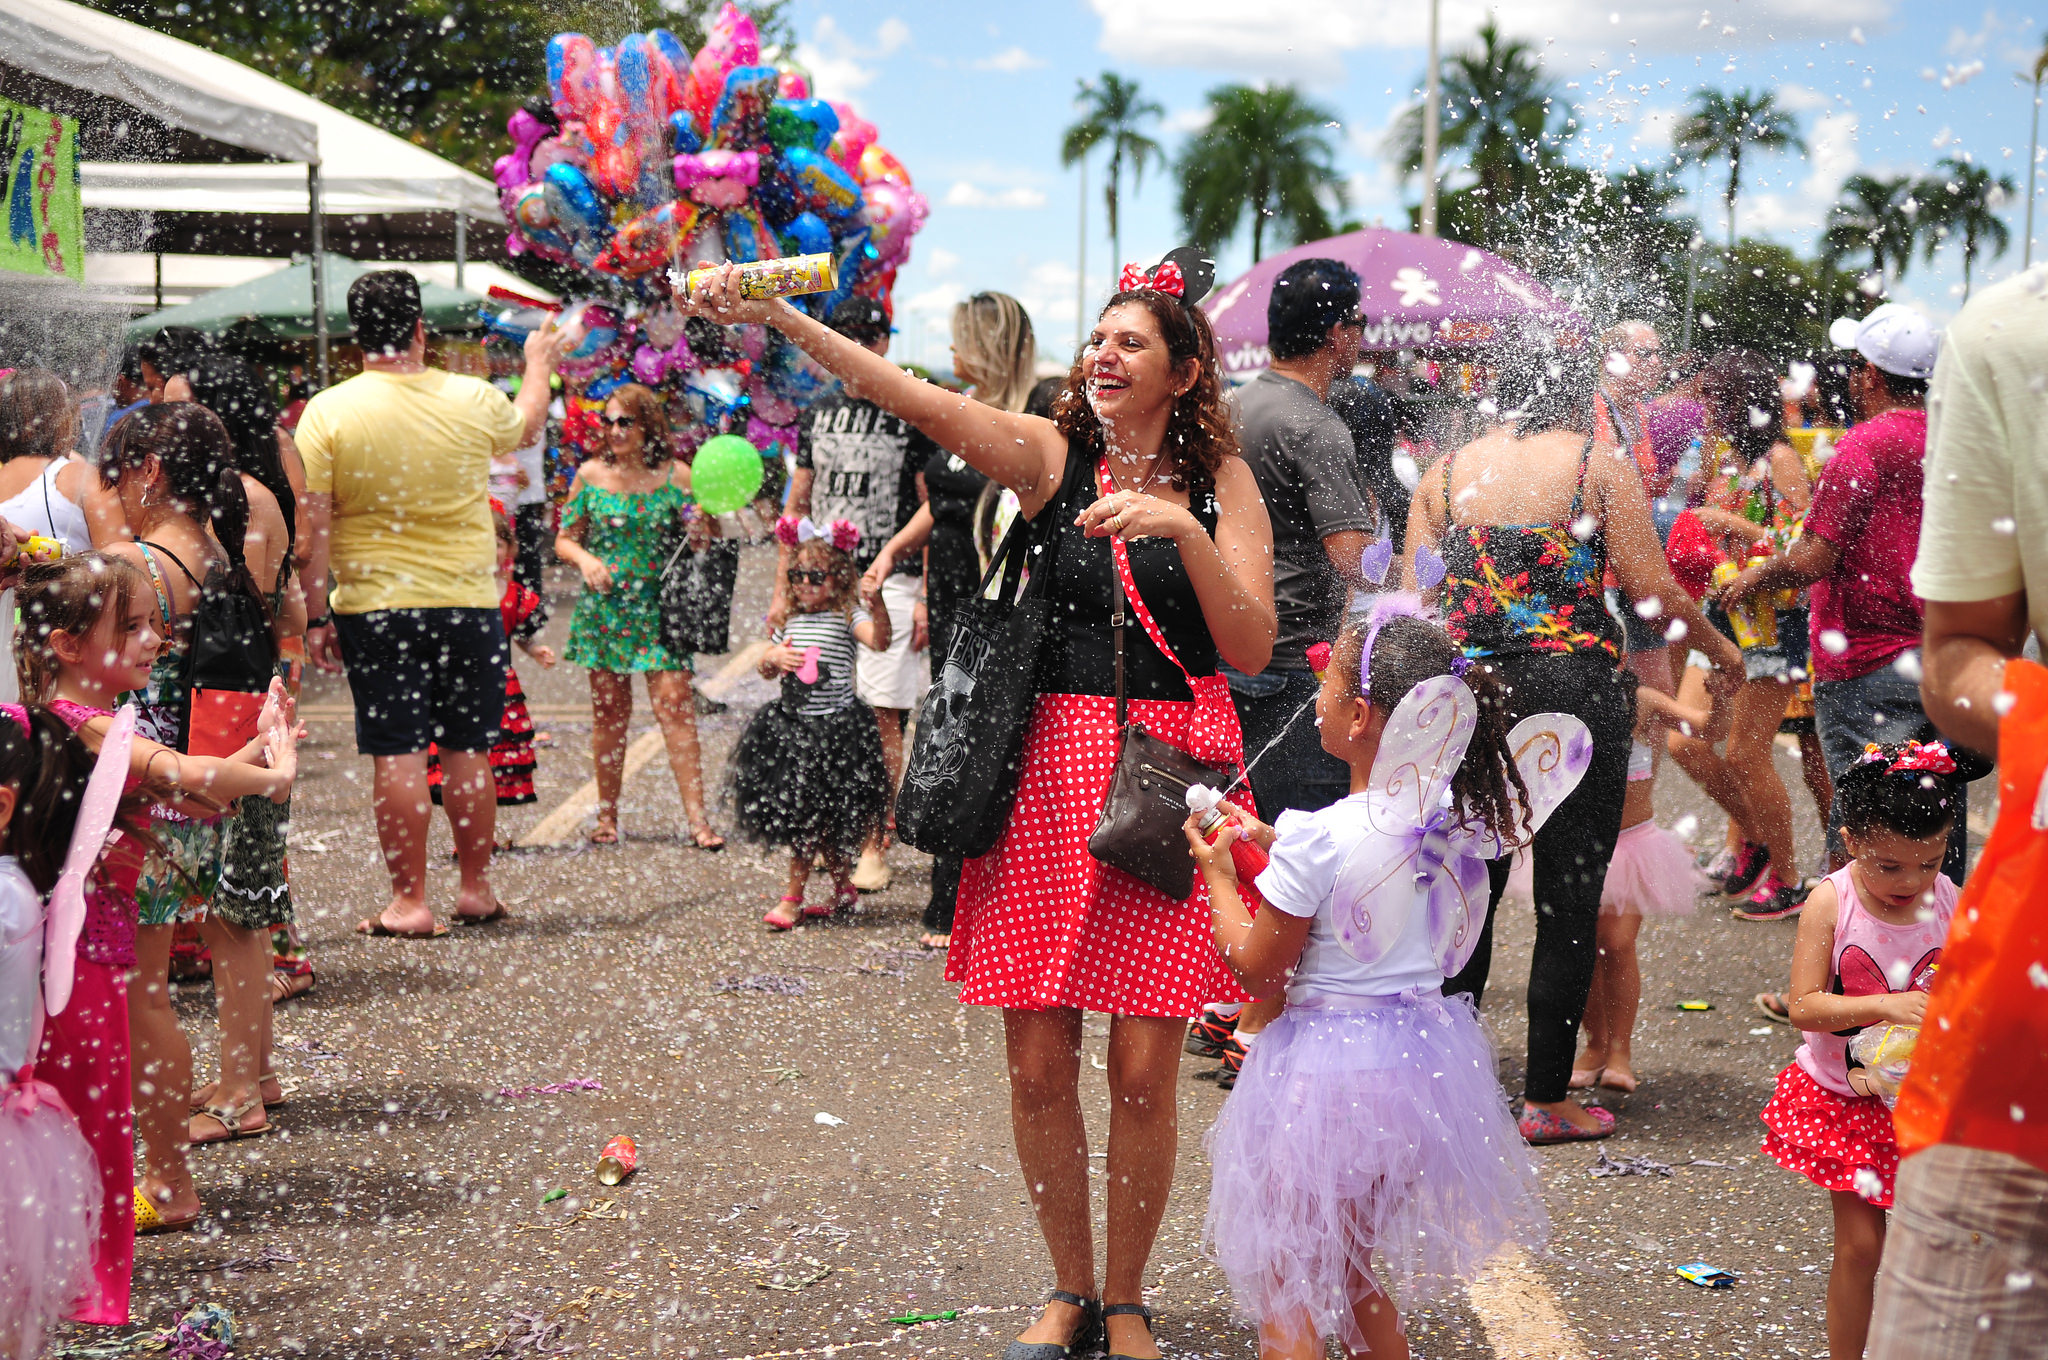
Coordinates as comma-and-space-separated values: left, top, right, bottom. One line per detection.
895, 457, 1080, 858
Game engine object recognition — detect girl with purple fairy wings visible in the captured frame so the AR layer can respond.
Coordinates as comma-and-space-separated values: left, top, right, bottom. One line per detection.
1186, 594, 1590, 1360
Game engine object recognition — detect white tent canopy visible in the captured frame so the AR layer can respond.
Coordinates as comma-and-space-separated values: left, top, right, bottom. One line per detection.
0, 0, 317, 162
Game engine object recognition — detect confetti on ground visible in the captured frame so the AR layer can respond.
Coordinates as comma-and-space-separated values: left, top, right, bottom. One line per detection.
716, 973, 809, 996
757, 1255, 832, 1291
1589, 1151, 1673, 1178
496, 1078, 603, 1099
186, 1246, 296, 1280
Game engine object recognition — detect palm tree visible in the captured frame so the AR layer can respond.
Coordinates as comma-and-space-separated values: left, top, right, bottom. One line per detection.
1821, 173, 1922, 290
1674, 88, 1807, 249
1919, 156, 2017, 297
1386, 18, 1559, 205
1060, 73, 1166, 275
1178, 84, 1346, 262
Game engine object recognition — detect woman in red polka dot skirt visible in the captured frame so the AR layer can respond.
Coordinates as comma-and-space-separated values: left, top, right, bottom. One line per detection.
683, 253, 1276, 1360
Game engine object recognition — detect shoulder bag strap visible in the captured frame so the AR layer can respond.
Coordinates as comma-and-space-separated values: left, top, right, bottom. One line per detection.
1095, 460, 1200, 722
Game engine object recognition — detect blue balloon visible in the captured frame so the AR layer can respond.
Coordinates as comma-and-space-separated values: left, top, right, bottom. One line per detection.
784, 211, 833, 257
616, 34, 653, 115
668, 109, 703, 156
543, 162, 611, 264
781, 145, 862, 218
650, 28, 690, 78
774, 97, 840, 152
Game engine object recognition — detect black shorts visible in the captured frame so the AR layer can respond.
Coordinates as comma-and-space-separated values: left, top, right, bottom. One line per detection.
334, 607, 508, 756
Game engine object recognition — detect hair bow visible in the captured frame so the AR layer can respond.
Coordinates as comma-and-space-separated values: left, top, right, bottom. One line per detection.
774, 515, 861, 553
1119, 260, 1186, 298
1858, 740, 1957, 776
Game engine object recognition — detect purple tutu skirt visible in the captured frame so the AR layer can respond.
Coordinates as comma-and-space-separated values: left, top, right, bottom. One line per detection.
1599, 820, 1700, 917
1203, 992, 1548, 1352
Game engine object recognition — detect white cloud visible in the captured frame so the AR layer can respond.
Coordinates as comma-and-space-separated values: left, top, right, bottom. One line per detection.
895, 259, 1084, 366
944, 182, 1050, 210
1722, 109, 1862, 238
1087, 0, 1895, 81
796, 15, 911, 99
924, 247, 961, 274
972, 46, 1044, 72
1162, 106, 1214, 136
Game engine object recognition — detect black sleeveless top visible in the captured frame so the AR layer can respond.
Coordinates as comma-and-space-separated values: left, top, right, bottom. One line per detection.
1036, 459, 1221, 703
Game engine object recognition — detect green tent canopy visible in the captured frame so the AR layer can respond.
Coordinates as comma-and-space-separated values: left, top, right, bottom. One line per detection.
124, 254, 485, 342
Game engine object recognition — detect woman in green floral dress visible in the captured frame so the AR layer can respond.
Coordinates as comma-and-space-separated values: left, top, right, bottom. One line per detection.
556, 383, 725, 848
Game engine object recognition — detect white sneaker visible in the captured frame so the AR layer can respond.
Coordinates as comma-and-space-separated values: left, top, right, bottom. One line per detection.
850, 847, 892, 893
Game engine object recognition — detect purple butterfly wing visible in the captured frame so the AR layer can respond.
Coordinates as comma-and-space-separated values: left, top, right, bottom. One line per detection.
1457, 712, 1593, 860
1362, 676, 1475, 836
1424, 848, 1493, 977
1330, 826, 1420, 967
43, 704, 136, 1018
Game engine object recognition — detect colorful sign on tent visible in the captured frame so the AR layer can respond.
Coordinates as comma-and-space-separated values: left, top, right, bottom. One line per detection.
0, 97, 83, 283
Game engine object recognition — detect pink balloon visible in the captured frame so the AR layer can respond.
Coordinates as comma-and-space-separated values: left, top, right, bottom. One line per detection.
777, 67, 812, 100
861, 180, 928, 269
828, 102, 877, 175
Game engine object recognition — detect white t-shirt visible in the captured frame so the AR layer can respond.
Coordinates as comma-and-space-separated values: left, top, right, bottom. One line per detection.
1913, 267, 2048, 642
1257, 794, 1447, 1006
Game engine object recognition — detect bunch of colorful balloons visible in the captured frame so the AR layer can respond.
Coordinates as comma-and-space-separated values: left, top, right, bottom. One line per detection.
491, 3, 927, 483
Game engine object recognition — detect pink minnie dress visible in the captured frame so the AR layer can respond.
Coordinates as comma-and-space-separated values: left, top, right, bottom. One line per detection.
27, 698, 147, 1325
1760, 863, 1957, 1207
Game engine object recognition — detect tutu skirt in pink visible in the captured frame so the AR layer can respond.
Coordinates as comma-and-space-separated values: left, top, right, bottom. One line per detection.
0, 1075, 102, 1354
1599, 820, 1700, 917
1203, 992, 1548, 1352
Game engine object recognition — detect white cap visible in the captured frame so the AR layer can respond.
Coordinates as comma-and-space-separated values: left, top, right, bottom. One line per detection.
1828, 303, 1939, 380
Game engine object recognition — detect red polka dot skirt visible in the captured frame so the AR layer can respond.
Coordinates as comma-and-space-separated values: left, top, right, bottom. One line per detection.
946, 693, 1253, 1018
1760, 1061, 1900, 1206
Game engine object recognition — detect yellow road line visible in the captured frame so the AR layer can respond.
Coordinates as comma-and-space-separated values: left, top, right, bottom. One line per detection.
514, 642, 767, 848
1467, 1247, 1589, 1359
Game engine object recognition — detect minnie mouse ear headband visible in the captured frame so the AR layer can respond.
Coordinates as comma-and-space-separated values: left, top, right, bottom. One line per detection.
775, 515, 860, 554
1116, 246, 1217, 310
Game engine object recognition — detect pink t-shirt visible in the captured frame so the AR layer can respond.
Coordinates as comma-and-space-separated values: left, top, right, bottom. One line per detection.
1802, 408, 1928, 683
1795, 861, 1956, 1097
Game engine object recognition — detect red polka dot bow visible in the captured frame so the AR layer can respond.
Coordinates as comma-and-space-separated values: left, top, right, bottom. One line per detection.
1118, 260, 1186, 298
1859, 740, 1957, 776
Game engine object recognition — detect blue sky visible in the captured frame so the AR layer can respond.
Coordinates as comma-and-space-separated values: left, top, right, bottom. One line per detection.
783, 1, 2045, 370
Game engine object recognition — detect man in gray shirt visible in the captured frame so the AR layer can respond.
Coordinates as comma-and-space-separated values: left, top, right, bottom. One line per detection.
1196, 257, 1375, 1086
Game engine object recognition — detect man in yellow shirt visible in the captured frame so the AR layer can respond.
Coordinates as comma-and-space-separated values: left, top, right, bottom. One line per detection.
298, 270, 563, 938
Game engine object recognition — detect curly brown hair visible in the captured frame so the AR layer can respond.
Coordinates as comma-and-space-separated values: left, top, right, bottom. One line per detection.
1327, 614, 1532, 845
1049, 290, 1239, 491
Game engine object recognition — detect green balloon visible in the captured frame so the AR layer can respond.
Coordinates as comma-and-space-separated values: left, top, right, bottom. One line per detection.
692, 434, 766, 515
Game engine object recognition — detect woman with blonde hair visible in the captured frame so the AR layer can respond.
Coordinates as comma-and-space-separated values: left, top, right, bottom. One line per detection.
864, 291, 1041, 948
555, 382, 724, 849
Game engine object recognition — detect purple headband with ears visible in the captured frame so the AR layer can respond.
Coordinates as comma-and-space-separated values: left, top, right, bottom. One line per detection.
1356, 539, 1468, 696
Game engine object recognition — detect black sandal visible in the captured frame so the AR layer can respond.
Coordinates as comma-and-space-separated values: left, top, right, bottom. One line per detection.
1001, 1290, 1102, 1360
1102, 1302, 1155, 1360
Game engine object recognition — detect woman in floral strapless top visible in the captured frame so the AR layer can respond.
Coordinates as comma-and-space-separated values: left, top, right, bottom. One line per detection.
1408, 338, 1742, 1145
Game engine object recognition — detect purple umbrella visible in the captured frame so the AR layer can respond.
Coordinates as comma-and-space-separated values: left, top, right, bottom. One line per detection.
1202, 228, 1579, 380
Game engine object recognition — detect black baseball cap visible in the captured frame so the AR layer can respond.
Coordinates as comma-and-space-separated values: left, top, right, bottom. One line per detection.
828, 298, 892, 343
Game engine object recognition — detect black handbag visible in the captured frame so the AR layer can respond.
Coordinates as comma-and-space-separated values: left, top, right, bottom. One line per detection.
1085, 537, 1230, 901
895, 458, 1080, 858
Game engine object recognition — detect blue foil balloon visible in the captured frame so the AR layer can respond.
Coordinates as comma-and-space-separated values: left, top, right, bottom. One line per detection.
781, 145, 862, 218
543, 162, 611, 264
784, 211, 833, 257
668, 110, 704, 156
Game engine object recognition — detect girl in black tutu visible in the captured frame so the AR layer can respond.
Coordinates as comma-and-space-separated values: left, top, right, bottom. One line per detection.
733, 517, 893, 930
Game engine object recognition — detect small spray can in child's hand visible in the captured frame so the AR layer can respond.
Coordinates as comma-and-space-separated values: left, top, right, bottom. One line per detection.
1711, 561, 1777, 649
1187, 784, 1269, 908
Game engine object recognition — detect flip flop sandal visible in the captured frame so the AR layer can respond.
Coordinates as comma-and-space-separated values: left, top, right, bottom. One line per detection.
189, 1098, 273, 1146
804, 884, 860, 920
764, 895, 804, 932
356, 916, 450, 939
270, 963, 315, 1003
191, 1073, 288, 1112
689, 825, 727, 852
456, 901, 511, 925
134, 1188, 198, 1235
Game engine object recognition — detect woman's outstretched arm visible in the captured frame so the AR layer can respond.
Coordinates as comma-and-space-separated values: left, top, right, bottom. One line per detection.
680, 269, 1070, 515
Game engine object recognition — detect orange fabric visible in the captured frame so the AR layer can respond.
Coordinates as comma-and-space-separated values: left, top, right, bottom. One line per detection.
1892, 657, 2048, 1172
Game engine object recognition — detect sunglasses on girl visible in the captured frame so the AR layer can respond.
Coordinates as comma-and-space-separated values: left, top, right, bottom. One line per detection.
600, 414, 638, 429
787, 569, 830, 585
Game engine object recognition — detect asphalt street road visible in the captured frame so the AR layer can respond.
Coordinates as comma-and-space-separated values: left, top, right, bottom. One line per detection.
59, 543, 1984, 1360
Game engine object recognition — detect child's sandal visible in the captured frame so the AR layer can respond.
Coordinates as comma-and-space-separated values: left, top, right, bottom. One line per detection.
764, 895, 804, 932
805, 883, 859, 920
